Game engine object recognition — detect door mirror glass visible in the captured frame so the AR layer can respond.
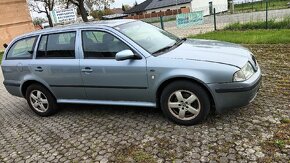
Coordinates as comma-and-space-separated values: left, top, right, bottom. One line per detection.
115, 50, 135, 61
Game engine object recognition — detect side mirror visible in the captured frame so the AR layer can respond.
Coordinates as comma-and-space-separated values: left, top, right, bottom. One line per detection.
115, 50, 136, 61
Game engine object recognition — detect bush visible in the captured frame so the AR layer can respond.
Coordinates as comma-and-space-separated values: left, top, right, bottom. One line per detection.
90, 9, 113, 20
224, 17, 290, 30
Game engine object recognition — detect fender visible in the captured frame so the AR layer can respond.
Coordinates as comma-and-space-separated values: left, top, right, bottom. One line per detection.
147, 68, 217, 104
20, 74, 55, 97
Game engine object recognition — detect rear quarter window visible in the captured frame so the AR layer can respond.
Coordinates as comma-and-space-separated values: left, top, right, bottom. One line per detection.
6, 36, 37, 60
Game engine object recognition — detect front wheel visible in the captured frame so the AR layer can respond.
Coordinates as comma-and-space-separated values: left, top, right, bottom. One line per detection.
160, 81, 210, 125
25, 84, 58, 116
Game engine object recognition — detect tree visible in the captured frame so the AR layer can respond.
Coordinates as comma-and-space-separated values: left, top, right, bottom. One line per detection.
33, 17, 46, 26
122, 4, 125, 11
102, 0, 115, 10
62, 0, 115, 22
122, 4, 131, 11
29, 0, 56, 27
134, 1, 138, 6
63, 0, 89, 22
90, 8, 113, 20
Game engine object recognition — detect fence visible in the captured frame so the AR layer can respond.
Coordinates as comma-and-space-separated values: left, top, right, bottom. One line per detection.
140, 0, 290, 37
125, 8, 189, 20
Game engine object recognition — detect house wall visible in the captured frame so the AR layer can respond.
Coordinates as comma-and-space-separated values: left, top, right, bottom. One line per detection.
0, 0, 34, 51
144, 3, 192, 14
126, 3, 192, 19
191, 0, 228, 16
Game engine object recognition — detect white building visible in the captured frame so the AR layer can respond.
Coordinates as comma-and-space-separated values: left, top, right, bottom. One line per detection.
191, 0, 228, 16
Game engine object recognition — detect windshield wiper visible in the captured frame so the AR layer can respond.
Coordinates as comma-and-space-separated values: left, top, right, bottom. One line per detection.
152, 38, 186, 55
152, 45, 174, 54
174, 38, 187, 46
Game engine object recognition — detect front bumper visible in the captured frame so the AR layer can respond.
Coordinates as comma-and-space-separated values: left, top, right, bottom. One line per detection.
208, 66, 262, 113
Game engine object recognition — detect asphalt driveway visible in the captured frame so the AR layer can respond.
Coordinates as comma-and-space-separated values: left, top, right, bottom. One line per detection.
0, 44, 289, 162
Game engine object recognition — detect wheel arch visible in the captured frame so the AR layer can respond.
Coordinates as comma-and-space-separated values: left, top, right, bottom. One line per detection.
21, 80, 55, 99
156, 77, 216, 110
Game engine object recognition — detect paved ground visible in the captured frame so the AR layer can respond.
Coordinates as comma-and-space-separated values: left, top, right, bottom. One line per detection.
152, 8, 290, 37
0, 44, 289, 162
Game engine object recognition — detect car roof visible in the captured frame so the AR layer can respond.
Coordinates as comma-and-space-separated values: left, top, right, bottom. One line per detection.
21, 19, 137, 37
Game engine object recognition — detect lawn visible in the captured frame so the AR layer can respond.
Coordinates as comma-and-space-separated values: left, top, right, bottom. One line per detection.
0, 51, 3, 64
189, 29, 290, 44
224, 17, 290, 30
235, 0, 289, 12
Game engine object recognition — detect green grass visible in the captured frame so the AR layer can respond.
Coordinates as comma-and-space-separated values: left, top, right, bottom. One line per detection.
235, 0, 289, 12
280, 118, 290, 123
0, 51, 3, 64
189, 29, 290, 44
274, 139, 285, 148
224, 18, 290, 30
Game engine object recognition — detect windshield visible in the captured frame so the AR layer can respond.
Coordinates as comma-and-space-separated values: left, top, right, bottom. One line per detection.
115, 21, 181, 55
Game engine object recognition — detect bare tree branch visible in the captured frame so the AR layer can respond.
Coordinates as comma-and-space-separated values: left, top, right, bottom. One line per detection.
28, 0, 56, 27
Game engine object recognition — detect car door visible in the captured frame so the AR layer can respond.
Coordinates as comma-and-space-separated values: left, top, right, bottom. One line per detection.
80, 30, 149, 102
30, 31, 86, 100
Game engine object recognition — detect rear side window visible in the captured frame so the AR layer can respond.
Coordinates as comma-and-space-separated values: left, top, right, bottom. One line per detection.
6, 37, 37, 60
36, 32, 76, 59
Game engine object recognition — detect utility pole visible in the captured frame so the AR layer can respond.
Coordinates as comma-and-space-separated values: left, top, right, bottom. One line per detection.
266, 0, 269, 29
252, 0, 254, 11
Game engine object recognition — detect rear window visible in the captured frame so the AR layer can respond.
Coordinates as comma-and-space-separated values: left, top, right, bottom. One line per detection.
36, 32, 76, 59
6, 36, 37, 60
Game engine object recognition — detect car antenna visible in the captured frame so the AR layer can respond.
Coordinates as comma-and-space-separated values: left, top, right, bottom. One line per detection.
3, 43, 8, 48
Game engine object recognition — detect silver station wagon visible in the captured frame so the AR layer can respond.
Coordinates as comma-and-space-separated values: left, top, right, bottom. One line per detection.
1, 20, 261, 125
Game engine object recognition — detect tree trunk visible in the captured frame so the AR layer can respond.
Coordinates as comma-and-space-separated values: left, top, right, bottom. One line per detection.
79, 1, 88, 22
46, 12, 54, 27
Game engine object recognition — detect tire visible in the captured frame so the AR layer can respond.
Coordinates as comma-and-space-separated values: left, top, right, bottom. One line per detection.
160, 80, 210, 125
25, 84, 58, 116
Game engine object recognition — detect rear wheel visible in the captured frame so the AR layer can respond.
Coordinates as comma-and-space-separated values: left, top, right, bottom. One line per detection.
25, 84, 58, 116
160, 81, 210, 125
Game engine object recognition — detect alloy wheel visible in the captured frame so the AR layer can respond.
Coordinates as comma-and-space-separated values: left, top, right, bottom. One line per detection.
29, 90, 49, 113
168, 90, 201, 120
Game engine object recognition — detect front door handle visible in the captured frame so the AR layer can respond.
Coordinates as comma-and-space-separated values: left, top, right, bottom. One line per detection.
35, 67, 43, 72
81, 67, 93, 73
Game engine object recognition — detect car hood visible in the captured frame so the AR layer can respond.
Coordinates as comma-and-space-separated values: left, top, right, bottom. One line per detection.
159, 39, 252, 68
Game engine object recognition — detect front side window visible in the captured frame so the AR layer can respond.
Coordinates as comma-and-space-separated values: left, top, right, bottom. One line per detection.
6, 36, 37, 59
115, 21, 180, 55
37, 32, 76, 59
82, 31, 130, 59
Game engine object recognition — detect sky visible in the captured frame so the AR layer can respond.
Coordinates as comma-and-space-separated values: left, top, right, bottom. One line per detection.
111, 0, 145, 8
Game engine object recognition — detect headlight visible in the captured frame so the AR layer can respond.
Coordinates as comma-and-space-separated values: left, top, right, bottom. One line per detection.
233, 62, 254, 82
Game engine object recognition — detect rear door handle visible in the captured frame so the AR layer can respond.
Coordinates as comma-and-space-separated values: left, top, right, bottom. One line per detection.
35, 67, 43, 72
81, 67, 93, 73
